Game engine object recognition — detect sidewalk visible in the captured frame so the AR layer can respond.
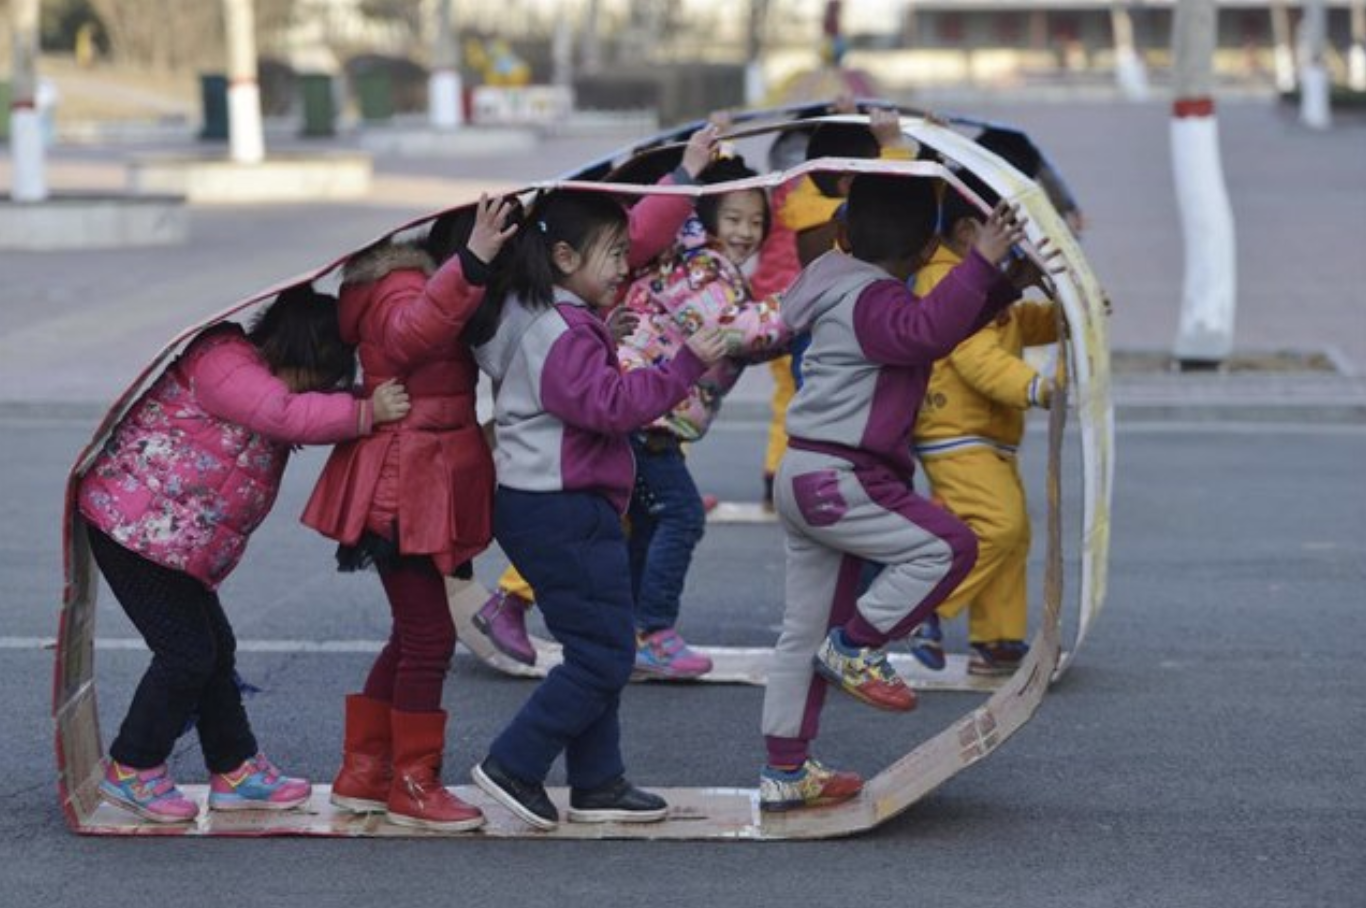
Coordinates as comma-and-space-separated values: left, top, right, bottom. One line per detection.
1, 99, 1362, 422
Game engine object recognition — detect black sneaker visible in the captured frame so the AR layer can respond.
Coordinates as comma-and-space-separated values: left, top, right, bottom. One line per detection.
567, 777, 668, 824
472, 757, 558, 830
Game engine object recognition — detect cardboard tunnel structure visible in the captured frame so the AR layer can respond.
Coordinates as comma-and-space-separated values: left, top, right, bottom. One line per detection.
55, 109, 1113, 839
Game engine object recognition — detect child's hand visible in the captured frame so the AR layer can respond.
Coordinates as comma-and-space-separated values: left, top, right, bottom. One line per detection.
467, 194, 520, 264
1005, 236, 1064, 291
869, 107, 909, 152
606, 306, 640, 344
680, 124, 721, 178
371, 379, 411, 424
973, 200, 1028, 267
684, 326, 729, 367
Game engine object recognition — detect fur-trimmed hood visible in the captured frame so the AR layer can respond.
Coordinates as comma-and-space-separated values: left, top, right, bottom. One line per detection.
341, 242, 435, 286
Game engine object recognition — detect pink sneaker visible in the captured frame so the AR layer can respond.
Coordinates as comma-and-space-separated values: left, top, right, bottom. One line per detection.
473, 589, 537, 665
208, 753, 311, 811
635, 628, 713, 679
99, 759, 199, 824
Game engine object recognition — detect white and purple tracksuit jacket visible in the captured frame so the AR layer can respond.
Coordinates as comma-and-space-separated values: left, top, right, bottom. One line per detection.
762, 248, 1019, 763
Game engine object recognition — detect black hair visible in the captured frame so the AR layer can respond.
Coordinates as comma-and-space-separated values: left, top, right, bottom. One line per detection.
695, 156, 771, 242
975, 128, 1042, 178
607, 145, 684, 187
940, 171, 1000, 239
423, 208, 476, 265
247, 284, 355, 389
767, 126, 814, 172
497, 190, 628, 311
805, 122, 880, 197
845, 174, 940, 265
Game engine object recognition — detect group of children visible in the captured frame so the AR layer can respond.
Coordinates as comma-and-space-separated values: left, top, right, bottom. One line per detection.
79, 109, 1065, 829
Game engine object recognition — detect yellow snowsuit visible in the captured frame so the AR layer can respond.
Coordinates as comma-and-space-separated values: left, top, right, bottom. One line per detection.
912, 246, 1059, 644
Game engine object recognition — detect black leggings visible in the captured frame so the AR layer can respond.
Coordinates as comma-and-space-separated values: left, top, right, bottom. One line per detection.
88, 527, 257, 774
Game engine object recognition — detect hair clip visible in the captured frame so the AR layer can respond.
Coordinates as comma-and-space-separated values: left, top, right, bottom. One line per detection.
537, 220, 548, 234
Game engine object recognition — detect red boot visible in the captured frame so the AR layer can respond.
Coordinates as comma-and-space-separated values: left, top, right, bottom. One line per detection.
330, 694, 392, 814
387, 709, 485, 832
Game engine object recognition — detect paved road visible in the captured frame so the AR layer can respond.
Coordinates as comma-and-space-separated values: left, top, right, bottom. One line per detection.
1, 98, 1364, 906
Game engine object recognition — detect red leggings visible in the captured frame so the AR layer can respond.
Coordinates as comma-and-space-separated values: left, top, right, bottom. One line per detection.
362, 557, 456, 712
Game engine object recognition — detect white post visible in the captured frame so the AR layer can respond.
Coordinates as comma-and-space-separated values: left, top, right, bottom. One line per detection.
1170, 0, 1237, 368
552, 15, 573, 87
746, 0, 769, 106
1299, 0, 1332, 130
1111, 3, 1150, 100
581, 0, 602, 75
1350, 0, 1366, 92
223, 0, 265, 164
1270, 1, 1297, 93
429, 0, 463, 130
9, 0, 47, 201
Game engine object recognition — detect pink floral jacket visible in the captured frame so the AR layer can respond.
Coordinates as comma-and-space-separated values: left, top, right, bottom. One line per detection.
79, 325, 369, 589
618, 238, 790, 442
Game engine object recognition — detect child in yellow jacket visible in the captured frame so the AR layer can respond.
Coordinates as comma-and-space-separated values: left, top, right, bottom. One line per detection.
910, 177, 1060, 677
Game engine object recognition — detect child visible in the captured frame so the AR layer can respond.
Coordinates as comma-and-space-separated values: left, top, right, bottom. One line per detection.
78, 286, 410, 824
301, 195, 517, 832
617, 155, 790, 679
759, 174, 1037, 812
909, 177, 1060, 676
472, 123, 723, 666
471, 190, 727, 830
758, 108, 915, 506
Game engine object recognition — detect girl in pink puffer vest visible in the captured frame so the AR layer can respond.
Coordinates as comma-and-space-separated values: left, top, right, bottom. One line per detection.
77, 286, 410, 825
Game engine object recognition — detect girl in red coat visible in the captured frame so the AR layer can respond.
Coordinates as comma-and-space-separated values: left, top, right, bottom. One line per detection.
302, 196, 518, 831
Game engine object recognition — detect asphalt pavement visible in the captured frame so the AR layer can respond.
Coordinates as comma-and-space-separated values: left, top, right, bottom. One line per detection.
1, 97, 1363, 907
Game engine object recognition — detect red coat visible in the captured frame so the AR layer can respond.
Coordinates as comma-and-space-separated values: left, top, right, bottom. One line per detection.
302, 244, 493, 574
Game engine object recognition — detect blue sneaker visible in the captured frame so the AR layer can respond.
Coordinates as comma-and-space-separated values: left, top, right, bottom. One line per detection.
99, 759, 199, 823
909, 614, 946, 671
208, 753, 311, 811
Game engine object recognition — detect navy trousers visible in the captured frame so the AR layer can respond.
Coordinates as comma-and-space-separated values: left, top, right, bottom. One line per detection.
488, 488, 635, 790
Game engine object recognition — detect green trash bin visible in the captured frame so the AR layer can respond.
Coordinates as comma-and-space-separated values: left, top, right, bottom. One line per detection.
199, 73, 229, 141
354, 69, 394, 122
298, 73, 336, 137
0, 81, 9, 141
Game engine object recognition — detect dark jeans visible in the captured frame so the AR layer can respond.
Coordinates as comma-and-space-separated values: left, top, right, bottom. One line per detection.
627, 433, 706, 633
88, 527, 257, 774
488, 488, 635, 790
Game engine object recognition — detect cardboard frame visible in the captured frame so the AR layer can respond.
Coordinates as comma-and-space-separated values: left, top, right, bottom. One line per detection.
55, 110, 1112, 838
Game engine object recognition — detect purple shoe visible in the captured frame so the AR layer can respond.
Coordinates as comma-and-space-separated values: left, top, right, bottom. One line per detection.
635, 628, 713, 680
473, 589, 537, 666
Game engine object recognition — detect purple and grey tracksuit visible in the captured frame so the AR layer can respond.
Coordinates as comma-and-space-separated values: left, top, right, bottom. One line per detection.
475, 288, 705, 789
762, 249, 1019, 767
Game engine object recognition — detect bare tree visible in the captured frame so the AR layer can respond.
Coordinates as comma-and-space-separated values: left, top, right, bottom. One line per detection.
86, 0, 296, 72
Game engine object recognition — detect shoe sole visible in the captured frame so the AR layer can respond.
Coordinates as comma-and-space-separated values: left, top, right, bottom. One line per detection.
98, 786, 198, 824
812, 660, 917, 712
208, 794, 310, 812
385, 810, 486, 832
472, 763, 558, 831
566, 806, 668, 824
967, 663, 1019, 677
329, 793, 388, 814
631, 663, 711, 681
471, 614, 538, 667
759, 794, 859, 813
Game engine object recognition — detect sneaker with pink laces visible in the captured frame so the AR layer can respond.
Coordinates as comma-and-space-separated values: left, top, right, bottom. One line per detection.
635, 628, 713, 679
99, 759, 199, 824
473, 588, 537, 666
208, 753, 311, 811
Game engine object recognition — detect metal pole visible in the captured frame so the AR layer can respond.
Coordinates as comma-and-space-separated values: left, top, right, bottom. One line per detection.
9, 0, 47, 201
429, 0, 463, 129
1170, 0, 1237, 369
1299, 0, 1333, 128
223, 0, 265, 164
1111, 3, 1150, 100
